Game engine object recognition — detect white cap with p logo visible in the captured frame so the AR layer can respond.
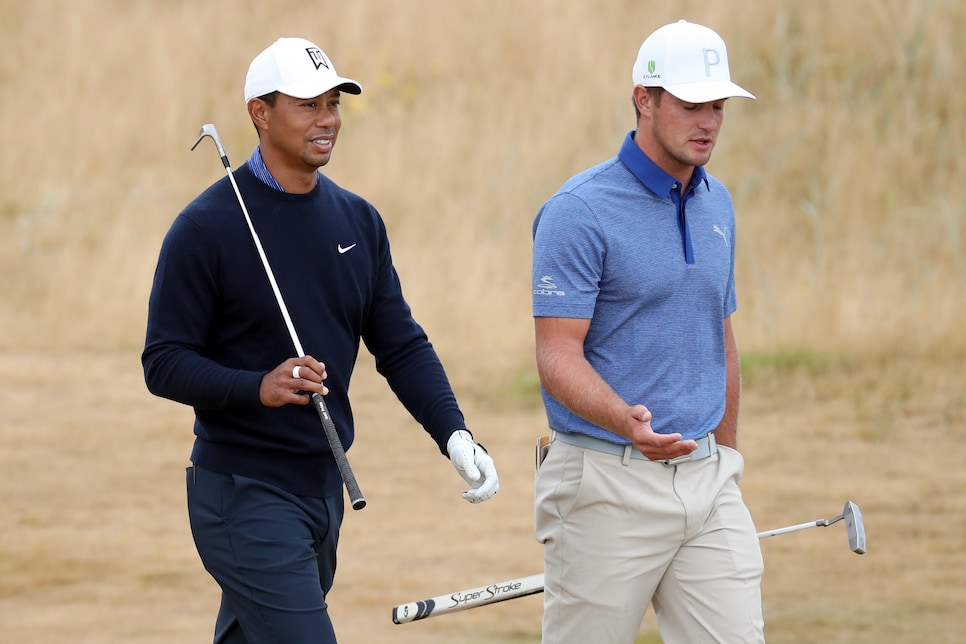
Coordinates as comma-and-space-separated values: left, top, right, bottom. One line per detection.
632, 20, 755, 103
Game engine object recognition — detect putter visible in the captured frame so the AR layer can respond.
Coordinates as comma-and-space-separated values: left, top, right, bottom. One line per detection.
392, 500, 867, 623
191, 123, 366, 510
757, 500, 866, 554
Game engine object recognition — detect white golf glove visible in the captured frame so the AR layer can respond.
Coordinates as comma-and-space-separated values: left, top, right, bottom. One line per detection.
446, 430, 499, 503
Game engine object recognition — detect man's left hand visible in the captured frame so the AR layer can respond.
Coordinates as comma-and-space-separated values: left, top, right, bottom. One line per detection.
446, 430, 499, 503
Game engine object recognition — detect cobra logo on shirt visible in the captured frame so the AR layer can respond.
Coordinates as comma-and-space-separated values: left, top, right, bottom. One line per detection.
534, 275, 565, 296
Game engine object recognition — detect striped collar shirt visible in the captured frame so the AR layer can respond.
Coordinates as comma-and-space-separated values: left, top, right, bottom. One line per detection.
247, 146, 325, 193
246, 146, 285, 191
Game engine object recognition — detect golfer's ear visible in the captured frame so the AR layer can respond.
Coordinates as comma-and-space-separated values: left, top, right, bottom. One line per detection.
634, 85, 652, 115
248, 99, 270, 130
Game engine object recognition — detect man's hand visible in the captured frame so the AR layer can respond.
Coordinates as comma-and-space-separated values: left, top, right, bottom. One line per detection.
625, 404, 697, 461
447, 430, 499, 503
259, 356, 328, 407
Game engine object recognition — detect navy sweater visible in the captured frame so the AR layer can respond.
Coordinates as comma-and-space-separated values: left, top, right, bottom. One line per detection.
142, 164, 465, 497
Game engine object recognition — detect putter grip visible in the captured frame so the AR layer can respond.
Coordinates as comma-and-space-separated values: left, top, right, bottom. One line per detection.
311, 393, 366, 510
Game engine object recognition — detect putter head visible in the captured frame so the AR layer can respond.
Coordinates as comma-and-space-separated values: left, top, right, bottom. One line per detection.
843, 500, 867, 555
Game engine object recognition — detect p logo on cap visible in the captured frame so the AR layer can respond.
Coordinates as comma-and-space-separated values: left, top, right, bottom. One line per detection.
703, 48, 721, 76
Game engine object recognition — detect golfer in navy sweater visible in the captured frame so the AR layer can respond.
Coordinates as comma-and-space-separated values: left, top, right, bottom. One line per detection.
142, 37, 499, 643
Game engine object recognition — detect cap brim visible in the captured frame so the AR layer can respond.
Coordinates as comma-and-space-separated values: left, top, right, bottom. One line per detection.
278, 77, 363, 98
664, 81, 755, 103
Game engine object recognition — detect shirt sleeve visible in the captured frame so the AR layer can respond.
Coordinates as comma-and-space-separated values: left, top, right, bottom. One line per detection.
532, 192, 604, 320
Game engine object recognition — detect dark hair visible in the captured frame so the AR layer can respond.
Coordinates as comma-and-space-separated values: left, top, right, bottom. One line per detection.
258, 91, 280, 107
633, 86, 664, 120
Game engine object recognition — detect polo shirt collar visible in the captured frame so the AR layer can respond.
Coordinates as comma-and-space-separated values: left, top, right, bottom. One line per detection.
617, 131, 709, 198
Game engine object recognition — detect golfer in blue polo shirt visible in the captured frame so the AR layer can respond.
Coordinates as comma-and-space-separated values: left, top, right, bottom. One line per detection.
532, 21, 764, 643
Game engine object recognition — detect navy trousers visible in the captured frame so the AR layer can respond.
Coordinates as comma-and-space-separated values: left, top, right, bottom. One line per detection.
187, 464, 344, 643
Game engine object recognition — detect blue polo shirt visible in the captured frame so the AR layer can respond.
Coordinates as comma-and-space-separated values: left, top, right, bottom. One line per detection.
532, 131, 737, 442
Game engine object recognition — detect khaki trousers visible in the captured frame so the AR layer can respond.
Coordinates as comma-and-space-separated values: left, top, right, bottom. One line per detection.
535, 439, 765, 643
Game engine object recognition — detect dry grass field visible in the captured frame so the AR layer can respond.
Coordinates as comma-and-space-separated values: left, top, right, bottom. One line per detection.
1, 1, 964, 642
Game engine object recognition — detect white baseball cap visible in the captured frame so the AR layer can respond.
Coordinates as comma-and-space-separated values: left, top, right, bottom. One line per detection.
632, 20, 755, 103
244, 37, 363, 103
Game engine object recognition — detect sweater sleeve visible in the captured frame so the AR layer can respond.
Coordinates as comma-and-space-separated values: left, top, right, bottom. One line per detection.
142, 212, 265, 410
360, 213, 466, 454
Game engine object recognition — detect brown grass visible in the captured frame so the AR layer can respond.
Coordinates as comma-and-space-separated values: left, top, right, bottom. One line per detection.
1, 0, 964, 641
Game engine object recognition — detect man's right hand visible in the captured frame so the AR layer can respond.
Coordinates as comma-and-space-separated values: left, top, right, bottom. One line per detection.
259, 356, 328, 407
625, 404, 697, 461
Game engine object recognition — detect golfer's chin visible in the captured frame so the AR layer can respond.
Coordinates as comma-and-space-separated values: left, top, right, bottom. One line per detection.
683, 144, 715, 167
304, 148, 334, 169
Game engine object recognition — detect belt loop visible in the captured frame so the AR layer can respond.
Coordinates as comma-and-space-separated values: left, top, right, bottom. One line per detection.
622, 445, 632, 466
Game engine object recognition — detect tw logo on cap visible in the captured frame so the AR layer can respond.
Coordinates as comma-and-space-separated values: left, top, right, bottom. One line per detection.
306, 47, 330, 70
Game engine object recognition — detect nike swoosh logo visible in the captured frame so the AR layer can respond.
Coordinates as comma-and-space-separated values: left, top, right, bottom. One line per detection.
337, 243, 357, 254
